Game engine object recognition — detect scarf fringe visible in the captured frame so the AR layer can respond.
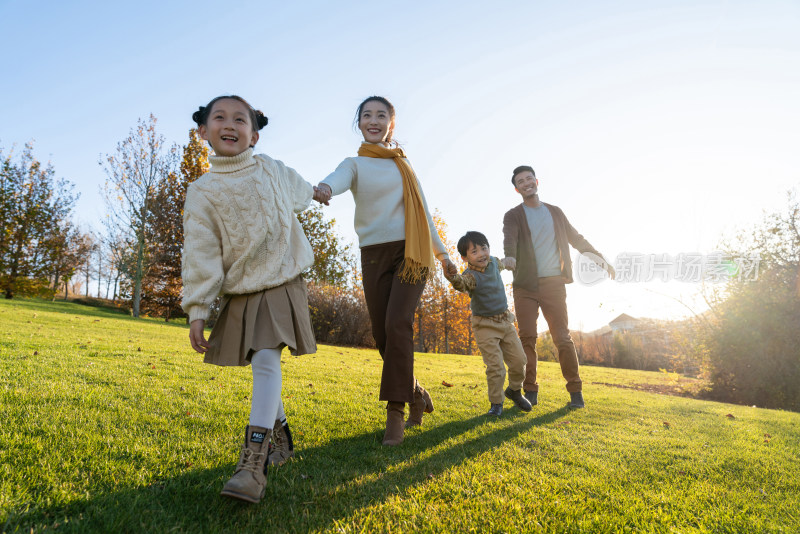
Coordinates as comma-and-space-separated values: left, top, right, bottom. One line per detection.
398, 260, 431, 284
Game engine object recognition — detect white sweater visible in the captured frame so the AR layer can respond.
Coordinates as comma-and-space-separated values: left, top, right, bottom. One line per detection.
181, 148, 313, 322
321, 156, 449, 258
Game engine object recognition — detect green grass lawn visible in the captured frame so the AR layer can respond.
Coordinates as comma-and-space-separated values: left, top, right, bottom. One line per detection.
1, 298, 798, 533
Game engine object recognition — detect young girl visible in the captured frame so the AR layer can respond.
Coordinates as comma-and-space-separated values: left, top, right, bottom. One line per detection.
182, 95, 316, 503
314, 96, 457, 446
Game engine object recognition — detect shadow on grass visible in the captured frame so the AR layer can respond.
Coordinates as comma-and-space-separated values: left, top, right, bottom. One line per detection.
6, 407, 570, 533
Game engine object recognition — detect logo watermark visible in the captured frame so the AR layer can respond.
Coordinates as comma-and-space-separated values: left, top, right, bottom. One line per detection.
575, 252, 760, 286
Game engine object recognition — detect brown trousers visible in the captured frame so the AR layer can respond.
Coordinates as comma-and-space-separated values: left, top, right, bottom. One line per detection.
513, 276, 582, 393
361, 241, 426, 403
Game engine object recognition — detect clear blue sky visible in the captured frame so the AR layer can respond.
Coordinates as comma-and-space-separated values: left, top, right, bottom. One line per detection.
2, 0, 798, 330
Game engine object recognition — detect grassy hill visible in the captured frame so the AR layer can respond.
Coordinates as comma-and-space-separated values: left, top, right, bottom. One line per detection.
1, 298, 798, 533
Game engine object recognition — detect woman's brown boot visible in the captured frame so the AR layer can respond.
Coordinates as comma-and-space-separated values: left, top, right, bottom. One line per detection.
382, 401, 405, 446
406, 382, 435, 428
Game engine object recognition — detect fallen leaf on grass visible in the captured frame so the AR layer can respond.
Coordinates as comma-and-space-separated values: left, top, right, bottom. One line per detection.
300, 474, 312, 480
764, 433, 771, 438
726, 414, 736, 419
663, 421, 671, 428
442, 381, 454, 387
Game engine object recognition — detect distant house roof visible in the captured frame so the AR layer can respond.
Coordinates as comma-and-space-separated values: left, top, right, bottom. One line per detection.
609, 313, 639, 326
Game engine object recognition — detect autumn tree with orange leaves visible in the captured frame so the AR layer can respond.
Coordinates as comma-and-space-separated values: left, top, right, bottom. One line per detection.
140, 128, 209, 320
414, 212, 476, 355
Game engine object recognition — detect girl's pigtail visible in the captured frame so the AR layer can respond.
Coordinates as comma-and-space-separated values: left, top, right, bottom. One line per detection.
254, 110, 269, 131
192, 106, 206, 126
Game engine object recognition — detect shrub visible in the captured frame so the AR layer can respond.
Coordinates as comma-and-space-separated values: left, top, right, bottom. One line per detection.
307, 282, 374, 348
703, 191, 800, 411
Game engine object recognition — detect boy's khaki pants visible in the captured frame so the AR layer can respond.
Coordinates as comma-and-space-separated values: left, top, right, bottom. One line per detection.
472, 314, 527, 405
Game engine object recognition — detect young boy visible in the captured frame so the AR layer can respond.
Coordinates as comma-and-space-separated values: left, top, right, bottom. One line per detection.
446, 231, 532, 416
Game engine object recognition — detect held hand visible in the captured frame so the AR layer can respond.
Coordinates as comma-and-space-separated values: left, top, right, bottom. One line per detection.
189, 319, 210, 353
440, 258, 458, 279
605, 262, 616, 280
313, 183, 332, 206
500, 257, 516, 271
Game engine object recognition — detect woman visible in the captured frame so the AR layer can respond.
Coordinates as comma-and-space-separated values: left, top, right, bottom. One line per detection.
314, 96, 455, 445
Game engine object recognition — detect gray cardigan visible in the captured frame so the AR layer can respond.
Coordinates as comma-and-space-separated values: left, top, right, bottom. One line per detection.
502, 202, 605, 291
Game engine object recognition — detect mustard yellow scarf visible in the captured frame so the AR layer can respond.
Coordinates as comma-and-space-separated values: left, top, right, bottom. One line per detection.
357, 142, 435, 283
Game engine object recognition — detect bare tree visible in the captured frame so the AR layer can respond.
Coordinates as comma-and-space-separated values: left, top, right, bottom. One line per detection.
100, 115, 178, 317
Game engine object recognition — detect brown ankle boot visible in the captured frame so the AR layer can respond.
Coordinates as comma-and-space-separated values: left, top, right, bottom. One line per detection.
267, 419, 294, 467
383, 401, 405, 446
406, 382, 435, 428
220, 425, 270, 503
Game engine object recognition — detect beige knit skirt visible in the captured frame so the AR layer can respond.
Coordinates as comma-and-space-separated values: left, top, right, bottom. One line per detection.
204, 276, 316, 366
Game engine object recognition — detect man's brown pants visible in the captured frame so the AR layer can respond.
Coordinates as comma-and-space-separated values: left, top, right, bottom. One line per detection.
513, 276, 582, 393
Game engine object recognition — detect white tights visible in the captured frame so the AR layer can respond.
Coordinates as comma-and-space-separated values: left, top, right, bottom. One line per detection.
249, 348, 285, 429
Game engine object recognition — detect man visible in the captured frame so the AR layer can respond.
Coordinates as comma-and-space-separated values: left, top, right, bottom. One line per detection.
502, 165, 614, 408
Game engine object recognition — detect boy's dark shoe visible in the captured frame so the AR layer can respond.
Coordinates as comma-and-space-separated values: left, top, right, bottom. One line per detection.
504, 387, 532, 412
487, 403, 503, 416
569, 391, 585, 409
524, 390, 538, 406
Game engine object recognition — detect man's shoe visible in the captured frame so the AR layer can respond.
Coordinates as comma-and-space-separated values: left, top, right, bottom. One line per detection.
504, 387, 532, 412
524, 390, 538, 406
487, 403, 503, 416
569, 391, 585, 408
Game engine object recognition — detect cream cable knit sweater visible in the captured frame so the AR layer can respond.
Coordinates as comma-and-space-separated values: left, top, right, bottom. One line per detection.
321, 156, 449, 258
181, 148, 313, 322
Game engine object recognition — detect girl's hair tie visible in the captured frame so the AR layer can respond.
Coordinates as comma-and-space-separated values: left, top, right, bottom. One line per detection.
192, 106, 206, 126
255, 111, 269, 130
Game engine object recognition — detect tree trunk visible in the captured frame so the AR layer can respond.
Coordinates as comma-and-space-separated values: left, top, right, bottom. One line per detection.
443, 292, 449, 354
132, 230, 145, 317
52, 271, 60, 301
